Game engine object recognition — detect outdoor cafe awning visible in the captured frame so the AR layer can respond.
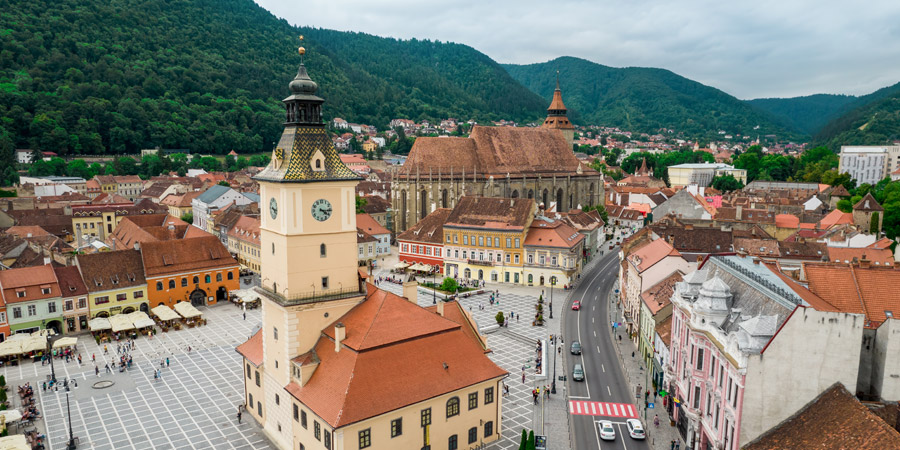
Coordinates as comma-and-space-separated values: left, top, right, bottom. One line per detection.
52, 337, 78, 349
109, 314, 136, 333
88, 317, 111, 331
174, 302, 202, 319
151, 305, 181, 321
393, 262, 409, 269
0, 341, 22, 358
0, 409, 22, 424
0, 434, 28, 450
128, 311, 156, 329
20, 336, 45, 353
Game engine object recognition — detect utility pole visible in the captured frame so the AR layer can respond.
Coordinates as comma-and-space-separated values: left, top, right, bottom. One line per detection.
551, 334, 557, 394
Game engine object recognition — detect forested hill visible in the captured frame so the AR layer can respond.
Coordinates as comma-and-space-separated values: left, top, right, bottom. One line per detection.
746, 94, 857, 136
503, 57, 801, 141
814, 82, 900, 150
0, 0, 547, 156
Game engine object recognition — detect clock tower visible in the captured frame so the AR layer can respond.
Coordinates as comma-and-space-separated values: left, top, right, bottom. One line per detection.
252, 44, 364, 447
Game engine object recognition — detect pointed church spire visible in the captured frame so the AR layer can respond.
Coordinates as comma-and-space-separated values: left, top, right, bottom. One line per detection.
541, 70, 574, 147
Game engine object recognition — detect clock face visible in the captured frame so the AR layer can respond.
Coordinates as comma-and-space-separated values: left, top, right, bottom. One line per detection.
269, 198, 278, 219
311, 198, 332, 222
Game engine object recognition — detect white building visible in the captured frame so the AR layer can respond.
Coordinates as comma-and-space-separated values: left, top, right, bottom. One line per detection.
191, 184, 255, 231
668, 163, 747, 187
838, 145, 900, 185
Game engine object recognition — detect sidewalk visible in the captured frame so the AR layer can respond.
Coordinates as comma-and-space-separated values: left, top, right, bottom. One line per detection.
606, 280, 685, 450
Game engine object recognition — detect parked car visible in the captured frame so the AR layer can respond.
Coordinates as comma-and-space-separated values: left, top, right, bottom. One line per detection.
572, 363, 584, 381
571, 300, 581, 311
598, 420, 616, 441
626, 418, 645, 440
570, 341, 582, 355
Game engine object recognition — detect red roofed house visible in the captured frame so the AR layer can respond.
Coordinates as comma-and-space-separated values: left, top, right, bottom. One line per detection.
142, 235, 240, 308
0, 264, 63, 335
622, 238, 693, 338
356, 213, 391, 257
238, 63, 507, 450
54, 265, 90, 334
397, 208, 452, 273
523, 217, 585, 287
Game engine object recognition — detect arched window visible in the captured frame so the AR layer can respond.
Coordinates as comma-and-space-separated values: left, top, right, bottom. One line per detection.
320, 243, 327, 257
315, 159, 321, 169
441, 189, 448, 208
205, 275, 211, 283
216, 273, 222, 282
511, 190, 519, 198
556, 189, 564, 209
528, 274, 533, 284
446, 397, 460, 418
528, 189, 534, 199
542, 189, 549, 207
181, 278, 188, 287
193, 276, 199, 284
419, 190, 428, 220
227, 271, 234, 280
168, 280, 175, 289
156, 282, 163, 291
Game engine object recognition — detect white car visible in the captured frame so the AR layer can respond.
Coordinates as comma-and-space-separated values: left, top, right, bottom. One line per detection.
626, 418, 646, 440
598, 420, 616, 441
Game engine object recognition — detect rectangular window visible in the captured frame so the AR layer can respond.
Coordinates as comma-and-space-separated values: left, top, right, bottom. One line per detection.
301, 410, 307, 429
246, 364, 252, 379
322, 277, 328, 289
515, 238, 520, 248
436, 249, 441, 257
697, 348, 704, 371
358, 428, 370, 448
255, 371, 260, 387
116, 293, 127, 302
426, 247, 431, 256
732, 383, 738, 407
391, 418, 402, 437
359, 246, 364, 256
27, 305, 36, 316
505, 254, 510, 263
78, 298, 87, 309
727, 378, 732, 401
421, 408, 431, 426
41, 287, 51, 295
64, 300, 73, 311
514, 254, 519, 264
540, 255, 545, 265
484, 387, 494, 404
551, 256, 557, 266
693, 385, 701, 409
134, 290, 143, 299
506, 238, 511, 248
12, 307, 21, 319
314, 421, 321, 441
455, 250, 459, 258
462, 251, 467, 259
449, 434, 458, 450
324, 431, 331, 449
463, 235, 468, 245
719, 364, 724, 387
453, 234, 458, 243
485, 421, 494, 437
468, 392, 478, 410
528, 254, 534, 264
48, 302, 57, 314
494, 237, 499, 247
446, 235, 451, 243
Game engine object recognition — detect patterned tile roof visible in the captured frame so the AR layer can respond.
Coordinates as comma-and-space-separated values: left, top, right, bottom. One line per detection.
254, 126, 361, 184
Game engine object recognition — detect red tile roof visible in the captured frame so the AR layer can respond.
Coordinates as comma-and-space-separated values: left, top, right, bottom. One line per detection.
0, 264, 60, 305
774, 214, 800, 228
819, 210, 853, 229
235, 329, 264, 366
641, 271, 683, 314
656, 316, 672, 347
397, 208, 452, 245
355, 213, 390, 236
743, 383, 900, 450
76, 249, 146, 293
285, 286, 507, 428
804, 263, 900, 327
53, 265, 88, 297
827, 247, 894, 266
140, 235, 237, 277
445, 196, 534, 230
628, 239, 680, 272
524, 219, 584, 249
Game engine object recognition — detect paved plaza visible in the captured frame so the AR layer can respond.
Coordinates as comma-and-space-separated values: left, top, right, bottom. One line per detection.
4, 302, 272, 450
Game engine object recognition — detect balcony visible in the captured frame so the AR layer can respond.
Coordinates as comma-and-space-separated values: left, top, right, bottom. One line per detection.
256, 285, 365, 307
467, 259, 496, 267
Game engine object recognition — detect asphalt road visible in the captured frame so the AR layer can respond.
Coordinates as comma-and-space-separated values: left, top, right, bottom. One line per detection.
562, 251, 652, 450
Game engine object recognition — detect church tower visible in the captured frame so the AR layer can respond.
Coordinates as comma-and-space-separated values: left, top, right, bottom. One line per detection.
252, 40, 365, 448
541, 71, 575, 148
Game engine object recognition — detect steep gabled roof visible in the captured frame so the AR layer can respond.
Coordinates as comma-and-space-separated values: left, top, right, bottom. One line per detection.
140, 236, 236, 277
853, 192, 884, 212
76, 250, 146, 293
355, 213, 390, 236
445, 197, 533, 230
397, 208, 452, 245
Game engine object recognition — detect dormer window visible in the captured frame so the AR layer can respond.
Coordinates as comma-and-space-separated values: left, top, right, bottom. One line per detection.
311, 150, 326, 172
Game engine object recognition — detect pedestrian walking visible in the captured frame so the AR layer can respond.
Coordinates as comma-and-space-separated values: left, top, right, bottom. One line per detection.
92, 353, 95, 362
237, 410, 242, 424
166, 357, 170, 367
243, 311, 246, 320
522, 372, 526, 383
105, 363, 110, 373
675, 441, 680, 450
654, 415, 660, 428
671, 440, 675, 450
103, 345, 108, 354
95, 366, 99, 376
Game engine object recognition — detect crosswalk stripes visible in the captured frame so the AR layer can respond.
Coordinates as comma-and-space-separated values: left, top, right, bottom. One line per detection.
568, 400, 638, 418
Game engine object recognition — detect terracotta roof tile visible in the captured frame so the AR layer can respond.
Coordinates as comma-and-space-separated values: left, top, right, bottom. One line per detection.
628, 239, 680, 272
641, 271, 683, 314
76, 249, 146, 293
827, 247, 894, 266
235, 329, 263, 366
524, 218, 584, 249
804, 263, 900, 328
355, 213, 390, 236
445, 197, 534, 230
0, 264, 60, 305
53, 265, 88, 297
397, 208, 452, 245
140, 236, 237, 277
656, 316, 672, 347
743, 383, 900, 450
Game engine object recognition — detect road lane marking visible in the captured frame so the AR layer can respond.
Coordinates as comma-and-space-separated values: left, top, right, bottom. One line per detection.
607, 386, 611, 396
593, 331, 597, 337
601, 363, 605, 372
597, 346, 601, 354
592, 317, 595, 323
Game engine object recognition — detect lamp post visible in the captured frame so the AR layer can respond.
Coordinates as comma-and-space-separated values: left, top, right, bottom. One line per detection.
432, 269, 436, 305
66, 392, 77, 449
42, 321, 56, 384
549, 277, 555, 319
551, 334, 557, 394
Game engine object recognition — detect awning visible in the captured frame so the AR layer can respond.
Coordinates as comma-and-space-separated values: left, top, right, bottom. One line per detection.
32, 329, 55, 337
0, 341, 22, 357
88, 317, 111, 331
393, 262, 409, 269
174, 302, 202, 319
52, 337, 78, 349
20, 336, 46, 353
0, 409, 22, 423
0, 434, 28, 450
109, 314, 135, 333
151, 305, 181, 321
128, 311, 155, 329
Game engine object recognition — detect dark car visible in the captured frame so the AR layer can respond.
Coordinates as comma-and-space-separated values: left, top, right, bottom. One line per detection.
573, 363, 585, 381
570, 341, 582, 355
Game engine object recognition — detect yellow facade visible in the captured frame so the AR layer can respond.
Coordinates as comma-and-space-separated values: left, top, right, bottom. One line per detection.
523, 246, 582, 287
87, 284, 148, 318
72, 212, 125, 240
229, 236, 261, 272
443, 226, 530, 284
167, 204, 193, 219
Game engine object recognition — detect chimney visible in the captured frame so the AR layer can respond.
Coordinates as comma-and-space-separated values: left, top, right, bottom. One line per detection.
859, 256, 871, 269
437, 300, 445, 317
402, 274, 418, 303
736, 205, 743, 221
334, 323, 346, 352
134, 242, 141, 251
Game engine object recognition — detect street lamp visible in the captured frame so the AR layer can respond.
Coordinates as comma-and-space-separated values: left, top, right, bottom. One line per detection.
42, 321, 56, 384
551, 334, 557, 394
432, 269, 437, 305
549, 277, 555, 319
66, 392, 77, 449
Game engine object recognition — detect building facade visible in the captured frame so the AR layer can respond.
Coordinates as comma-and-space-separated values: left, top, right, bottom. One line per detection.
522, 217, 584, 287
668, 163, 747, 188
228, 216, 262, 272
141, 236, 240, 308
54, 266, 90, 334
838, 145, 900, 186
397, 208, 452, 274
76, 249, 148, 318
0, 265, 63, 335
442, 197, 535, 284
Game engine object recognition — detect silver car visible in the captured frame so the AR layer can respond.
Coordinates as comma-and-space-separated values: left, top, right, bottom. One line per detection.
572, 363, 585, 381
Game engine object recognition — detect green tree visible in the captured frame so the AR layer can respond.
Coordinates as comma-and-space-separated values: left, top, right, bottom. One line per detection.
519, 429, 528, 450
582, 204, 609, 224
439, 277, 459, 293
495, 311, 505, 326
836, 198, 853, 213
249, 154, 271, 167
711, 174, 744, 192
66, 159, 93, 179
0, 128, 19, 187
110, 157, 138, 176
870, 212, 880, 234
527, 430, 536, 450
140, 154, 166, 178
217, 180, 231, 187
355, 196, 368, 214
180, 212, 193, 224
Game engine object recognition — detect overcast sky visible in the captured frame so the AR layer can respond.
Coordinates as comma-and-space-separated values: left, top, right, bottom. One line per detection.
254, 0, 900, 99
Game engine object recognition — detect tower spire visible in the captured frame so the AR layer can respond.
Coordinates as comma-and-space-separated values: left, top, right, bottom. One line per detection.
541, 70, 574, 147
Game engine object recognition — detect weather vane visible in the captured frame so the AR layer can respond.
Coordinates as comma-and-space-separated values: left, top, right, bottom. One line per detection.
298, 35, 306, 64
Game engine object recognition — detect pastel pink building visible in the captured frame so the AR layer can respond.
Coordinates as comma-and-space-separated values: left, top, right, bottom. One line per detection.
665, 255, 863, 449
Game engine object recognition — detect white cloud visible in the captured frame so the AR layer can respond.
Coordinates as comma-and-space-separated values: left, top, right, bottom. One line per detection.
255, 0, 900, 99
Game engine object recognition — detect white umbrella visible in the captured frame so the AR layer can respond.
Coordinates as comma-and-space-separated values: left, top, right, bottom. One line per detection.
151, 305, 180, 321
0, 410, 22, 423
88, 317, 111, 331
127, 311, 155, 329
174, 302, 202, 319
393, 262, 409, 269
52, 337, 78, 349
0, 434, 29, 450
0, 340, 22, 357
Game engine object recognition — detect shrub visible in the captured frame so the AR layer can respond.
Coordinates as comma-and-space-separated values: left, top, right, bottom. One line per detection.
0, 375, 5, 387
495, 312, 505, 326
439, 277, 459, 293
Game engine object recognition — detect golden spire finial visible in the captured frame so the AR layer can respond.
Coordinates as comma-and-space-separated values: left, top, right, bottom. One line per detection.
298, 35, 306, 60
